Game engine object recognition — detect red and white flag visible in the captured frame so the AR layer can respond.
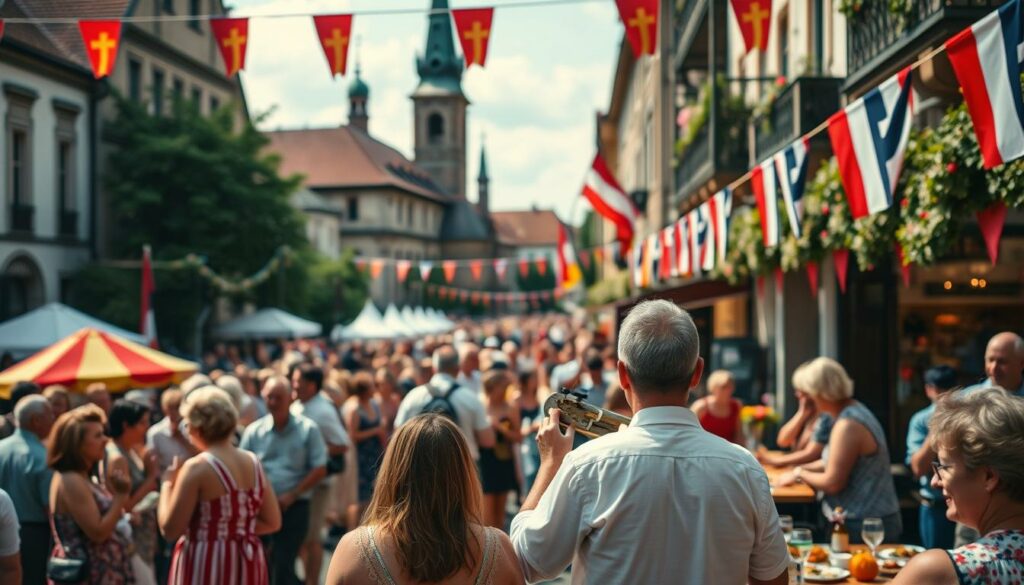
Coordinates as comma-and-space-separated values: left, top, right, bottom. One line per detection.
395, 260, 412, 284
660, 225, 676, 280
581, 154, 640, 251
946, 0, 1024, 169
752, 159, 780, 248
556, 223, 582, 290
493, 258, 508, 281
419, 261, 433, 281
709, 187, 733, 264
140, 245, 158, 348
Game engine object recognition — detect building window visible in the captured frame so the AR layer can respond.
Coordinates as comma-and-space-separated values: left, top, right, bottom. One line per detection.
778, 9, 789, 79
427, 113, 444, 145
210, 95, 220, 112
152, 67, 165, 115
395, 198, 402, 222
191, 87, 203, 108
189, 0, 201, 30
129, 59, 142, 103
162, 0, 174, 13
173, 77, 185, 101
5, 86, 35, 232
10, 130, 27, 206
407, 201, 413, 226
347, 197, 359, 221
58, 141, 73, 209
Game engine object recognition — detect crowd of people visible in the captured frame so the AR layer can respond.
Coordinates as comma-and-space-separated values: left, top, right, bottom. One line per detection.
0, 304, 1020, 584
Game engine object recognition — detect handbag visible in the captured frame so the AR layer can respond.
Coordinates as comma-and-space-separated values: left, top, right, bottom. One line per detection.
47, 511, 89, 584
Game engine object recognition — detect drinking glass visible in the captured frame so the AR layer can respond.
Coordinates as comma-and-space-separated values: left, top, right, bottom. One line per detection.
861, 517, 885, 556
791, 528, 813, 572
779, 515, 794, 544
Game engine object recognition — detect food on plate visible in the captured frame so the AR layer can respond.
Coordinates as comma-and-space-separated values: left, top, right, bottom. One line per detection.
890, 546, 919, 558
806, 545, 829, 564
850, 551, 879, 581
880, 559, 905, 574
804, 564, 849, 581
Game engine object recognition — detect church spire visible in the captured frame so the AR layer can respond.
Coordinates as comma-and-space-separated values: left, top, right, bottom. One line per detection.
348, 42, 369, 132
415, 0, 464, 93
477, 140, 489, 215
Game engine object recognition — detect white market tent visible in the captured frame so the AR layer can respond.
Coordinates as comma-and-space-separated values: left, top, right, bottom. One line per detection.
400, 305, 429, 335
412, 306, 436, 334
382, 304, 417, 339
213, 308, 322, 340
332, 300, 392, 341
0, 303, 148, 359
428, 307, 455, 332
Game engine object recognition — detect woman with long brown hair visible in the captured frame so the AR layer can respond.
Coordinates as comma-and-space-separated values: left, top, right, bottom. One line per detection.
324, 414, 523, 585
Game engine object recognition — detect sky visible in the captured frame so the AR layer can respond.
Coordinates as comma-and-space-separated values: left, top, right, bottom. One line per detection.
232, 0, 621, 224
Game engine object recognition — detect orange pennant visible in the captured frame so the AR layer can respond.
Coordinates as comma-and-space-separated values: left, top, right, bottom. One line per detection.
460, 290, 470, 302
471, 291, 481, 305
469, 260, 483, 281
482, 295, 491, 308
369, 260, 384, 280
442, 261, 457, 283
211, 18, 249, 77
355, 258, 367, 273
395, 260, 412, 284
313, 14, 353, 77
536, 257, 548, 277
594, 246, 605, 263
79, 20, 122, 79
615, 0, 658, 57
518, 258, 530, 278
451, 8, 494, 68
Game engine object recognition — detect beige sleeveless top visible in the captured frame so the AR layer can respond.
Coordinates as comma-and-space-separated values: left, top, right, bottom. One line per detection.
356, 525, 500, 585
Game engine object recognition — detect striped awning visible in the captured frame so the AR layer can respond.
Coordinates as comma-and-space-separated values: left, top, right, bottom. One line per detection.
0, 328, 198, 398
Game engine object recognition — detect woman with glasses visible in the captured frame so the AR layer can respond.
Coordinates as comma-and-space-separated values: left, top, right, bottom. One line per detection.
891, 388, 1024, 585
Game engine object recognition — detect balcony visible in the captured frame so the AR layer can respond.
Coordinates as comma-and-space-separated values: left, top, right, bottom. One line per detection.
10, 204, 33, 233
751, 77, 842, 163
59, 210, 78, 238
675, 89, 749, 208
846, 0, 1002, 93
673, 0, 708, 70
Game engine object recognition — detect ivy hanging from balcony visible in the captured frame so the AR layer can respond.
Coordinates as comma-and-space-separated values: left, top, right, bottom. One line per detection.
673, 76, 752, 167
838, 0, 913, 21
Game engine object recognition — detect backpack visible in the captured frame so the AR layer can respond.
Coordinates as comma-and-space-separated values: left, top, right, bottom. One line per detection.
420, 383, 460, 423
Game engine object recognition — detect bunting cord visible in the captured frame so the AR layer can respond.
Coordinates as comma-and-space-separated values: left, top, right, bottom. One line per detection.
0, 0, 608, 24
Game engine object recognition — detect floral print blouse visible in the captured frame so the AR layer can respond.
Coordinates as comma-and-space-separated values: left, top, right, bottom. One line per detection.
949, 529, 1024, 585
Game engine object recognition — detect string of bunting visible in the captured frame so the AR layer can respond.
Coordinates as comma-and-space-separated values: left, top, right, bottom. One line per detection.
102, 246, 293, 294
0, 0, 661, 80
427, 283, 563, 307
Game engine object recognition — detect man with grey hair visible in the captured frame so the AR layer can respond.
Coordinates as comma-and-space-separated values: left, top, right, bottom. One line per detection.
511, 300, 789, 585
0, 394, 55, 585
395, 344, 494, 461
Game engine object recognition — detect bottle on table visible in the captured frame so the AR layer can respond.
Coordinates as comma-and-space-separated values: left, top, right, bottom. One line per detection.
830, 506, 849, 553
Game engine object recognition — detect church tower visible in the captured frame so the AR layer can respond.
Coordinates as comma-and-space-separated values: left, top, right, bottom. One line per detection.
348, 64, 370, 132
412, 0, 469, 199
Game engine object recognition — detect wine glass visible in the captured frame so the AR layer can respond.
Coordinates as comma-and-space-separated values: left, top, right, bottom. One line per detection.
861, 517, 885, 556
791, 527, 813, 578
779, 515, 794, 544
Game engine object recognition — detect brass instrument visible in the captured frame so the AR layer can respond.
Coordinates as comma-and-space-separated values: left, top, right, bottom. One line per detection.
543, 387, 632, 439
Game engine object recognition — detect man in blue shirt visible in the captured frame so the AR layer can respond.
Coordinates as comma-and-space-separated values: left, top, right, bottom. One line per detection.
905, 365, 957, 549
0, 395, 54, 585
240, 376, 326, 585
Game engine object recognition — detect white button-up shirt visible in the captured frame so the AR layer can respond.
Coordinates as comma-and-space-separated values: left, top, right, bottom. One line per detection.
510, 406, 789, 585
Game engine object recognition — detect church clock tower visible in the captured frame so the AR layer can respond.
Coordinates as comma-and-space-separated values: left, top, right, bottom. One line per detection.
412, 0, 469, 199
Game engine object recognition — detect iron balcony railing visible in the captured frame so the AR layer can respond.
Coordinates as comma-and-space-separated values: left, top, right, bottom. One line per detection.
751, 77, 842, 163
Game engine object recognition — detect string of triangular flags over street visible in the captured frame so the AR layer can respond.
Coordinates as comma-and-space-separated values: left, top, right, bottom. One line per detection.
0, 0, 661, 80
427, 284, 565, 308
581, 0, 1024, 297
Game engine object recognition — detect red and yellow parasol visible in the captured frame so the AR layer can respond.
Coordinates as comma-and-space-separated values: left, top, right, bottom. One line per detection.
0, 328, 197, 398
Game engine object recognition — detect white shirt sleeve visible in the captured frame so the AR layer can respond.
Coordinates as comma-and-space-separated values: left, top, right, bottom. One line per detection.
0, 489, 20, 557
469, 394, 490, 431
510, 457, 587, 583
747, 469, 791, 581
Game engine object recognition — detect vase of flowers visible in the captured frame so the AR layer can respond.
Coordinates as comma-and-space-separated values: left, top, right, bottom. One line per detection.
740, 405, 779, 452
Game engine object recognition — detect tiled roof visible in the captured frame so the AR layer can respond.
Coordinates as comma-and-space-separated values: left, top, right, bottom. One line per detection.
491, 209, 560, 246
264, 126, 451, 203
1, 0, 131, 71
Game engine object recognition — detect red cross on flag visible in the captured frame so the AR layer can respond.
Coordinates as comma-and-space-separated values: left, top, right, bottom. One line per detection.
615, 0, 659, 57
313, 14, 354, 77
211, 18, 249, 77
79, 20, 123, 79
730, 0, 773, 53
451, 8, 494, 68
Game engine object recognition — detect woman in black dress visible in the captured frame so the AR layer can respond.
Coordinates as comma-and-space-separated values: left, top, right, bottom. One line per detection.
343, 372, 386, 524
479, 370, 521, 529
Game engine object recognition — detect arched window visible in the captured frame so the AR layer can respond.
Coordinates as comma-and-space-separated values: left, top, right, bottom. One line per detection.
1, 254, 44, 320
428, 113, 444, 145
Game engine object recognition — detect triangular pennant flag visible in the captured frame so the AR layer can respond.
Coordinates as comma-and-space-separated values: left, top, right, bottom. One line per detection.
752, 159, 780, 248
355, 258, 367, 273
828, 67, 914, 219
895, 244, 911, 288
442, 261, 457, 283
313, 15, 354, 77
615, 0, 659, 57
833, 249, 850, 294
710, 187, 733, 263
536, 257, 548, 277
460, 290, 470, 302
557, 223, 583, 290
79, 20, 123, 79
451, 8, 494, 68
582, 156, 639, 251
976, 201, 1008, 265
210, 18, 250, 77
493, 258, 508, 281
471, 292, 481, 305
518, 258, 530, 278
395, 260, 412, 284
697, 204, 715, 272
730, 0, 773, 54
419, 261, 433, 281
774, 137, 810, 237
580, 250, 592, 269
594, 246, 605, 264
482, 294, 491, 308
806, 261, 819, 298
469, 260, 483, 281
945, 0, 1024, 169
369, 259, 385, 280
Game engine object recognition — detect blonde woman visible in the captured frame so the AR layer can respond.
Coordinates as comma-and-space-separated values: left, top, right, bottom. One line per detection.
325, 414, 523, 584
691, 370, 742, 443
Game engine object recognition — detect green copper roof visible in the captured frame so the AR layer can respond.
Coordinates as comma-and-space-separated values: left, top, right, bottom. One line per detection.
348, 67, 369, 99
416, 0, 463, 92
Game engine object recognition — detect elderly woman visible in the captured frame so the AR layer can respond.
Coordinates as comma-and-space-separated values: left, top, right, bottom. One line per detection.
776, 357, 901, 541
892, 388, 1024, 584
325, 414, 524, 584
691, 370, 742, 443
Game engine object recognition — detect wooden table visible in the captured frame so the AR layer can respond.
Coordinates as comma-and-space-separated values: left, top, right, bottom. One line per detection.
806, 544, 904, 583
761, 459, 817, 504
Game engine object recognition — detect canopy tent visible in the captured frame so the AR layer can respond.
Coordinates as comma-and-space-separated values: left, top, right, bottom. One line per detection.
0, 302, 148, 360
0, 328, 198, 397
331, 300, 392, 341
400, 306, 428, 335
382, 304, 416, 339
213, 308, 322, 340
428, 308, 454, 332
412, 306, 436, 334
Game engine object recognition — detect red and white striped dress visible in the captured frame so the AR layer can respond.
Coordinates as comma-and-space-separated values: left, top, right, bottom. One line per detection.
168, 452, 269, 585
